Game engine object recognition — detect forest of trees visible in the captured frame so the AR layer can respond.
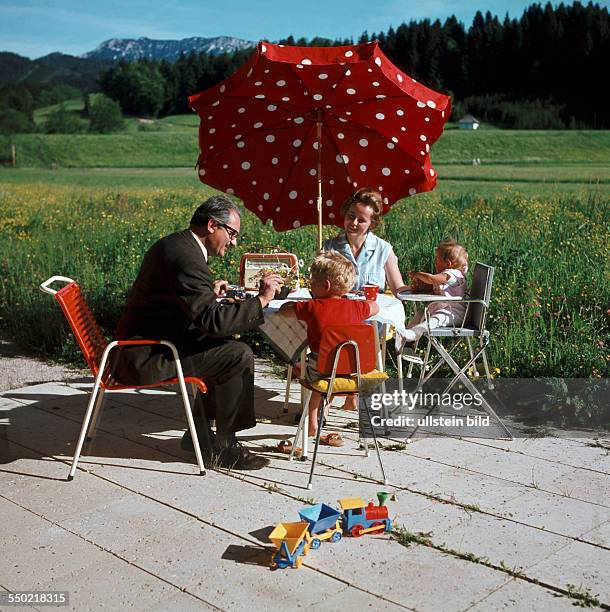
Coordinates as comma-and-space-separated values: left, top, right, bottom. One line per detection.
2, 2, 609, 130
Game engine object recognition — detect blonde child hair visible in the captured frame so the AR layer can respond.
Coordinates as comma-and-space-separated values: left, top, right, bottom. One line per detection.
436, 238, 468, 272
310, 250, 356, 296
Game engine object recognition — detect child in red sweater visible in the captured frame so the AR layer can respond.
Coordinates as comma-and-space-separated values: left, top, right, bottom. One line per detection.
280, 250, 379, 441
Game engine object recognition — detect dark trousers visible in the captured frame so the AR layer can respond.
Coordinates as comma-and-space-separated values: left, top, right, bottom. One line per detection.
179, 338, 256, 435
112, 338, 256, 436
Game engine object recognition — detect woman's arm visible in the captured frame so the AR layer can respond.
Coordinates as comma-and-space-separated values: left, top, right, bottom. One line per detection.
384, 250, 410, 295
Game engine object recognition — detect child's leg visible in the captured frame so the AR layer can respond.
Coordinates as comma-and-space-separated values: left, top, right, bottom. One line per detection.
342, 394, 358, 410
307, 391, 323, 436
404, 310, 453, 341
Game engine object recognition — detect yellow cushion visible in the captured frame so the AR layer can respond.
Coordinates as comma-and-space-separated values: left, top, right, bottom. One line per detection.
310, 369, 389, 393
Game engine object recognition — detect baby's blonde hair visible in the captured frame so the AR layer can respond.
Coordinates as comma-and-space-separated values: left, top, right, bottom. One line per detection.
310, 250, 355, 296
436, 238, 468, 271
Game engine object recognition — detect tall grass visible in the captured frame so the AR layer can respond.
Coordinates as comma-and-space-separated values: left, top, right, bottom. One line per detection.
0, 183, 607, 378
4, 129, 610, 168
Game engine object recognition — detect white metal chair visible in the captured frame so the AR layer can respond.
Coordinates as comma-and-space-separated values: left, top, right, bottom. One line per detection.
40, 276, 207, 480
290, 323, 389, 489
400, 263, 513, 440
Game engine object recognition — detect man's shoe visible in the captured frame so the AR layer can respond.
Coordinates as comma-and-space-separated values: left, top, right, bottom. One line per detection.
180, 430, 215, 463
180, 430, 195, 452
215, 442, 270, 471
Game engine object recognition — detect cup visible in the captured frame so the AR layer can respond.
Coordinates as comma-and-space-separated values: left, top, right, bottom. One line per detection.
363, 284, 379, 301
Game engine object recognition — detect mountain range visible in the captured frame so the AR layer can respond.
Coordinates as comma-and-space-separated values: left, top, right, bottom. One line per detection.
0, 36, 255, 88
82, 36, 254, 62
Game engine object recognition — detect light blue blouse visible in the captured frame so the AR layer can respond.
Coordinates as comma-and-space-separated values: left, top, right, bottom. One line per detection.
323, 232, 392, 290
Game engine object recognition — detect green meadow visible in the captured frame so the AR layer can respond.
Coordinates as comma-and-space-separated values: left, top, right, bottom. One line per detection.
1, 118, 608, 428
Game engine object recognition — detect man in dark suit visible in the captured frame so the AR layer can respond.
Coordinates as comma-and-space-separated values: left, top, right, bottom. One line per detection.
113, 195, 282, 470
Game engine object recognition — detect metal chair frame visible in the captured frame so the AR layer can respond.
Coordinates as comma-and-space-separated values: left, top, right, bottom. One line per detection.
290, 323, 389, 489
399, 263, 513, 440
40, 276, 207, 480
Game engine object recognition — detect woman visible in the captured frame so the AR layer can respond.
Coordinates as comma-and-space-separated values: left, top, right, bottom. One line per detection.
323, 187, 408, 295
323, 187, 408, 410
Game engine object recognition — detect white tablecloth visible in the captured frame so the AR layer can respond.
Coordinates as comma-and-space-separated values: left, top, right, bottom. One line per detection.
258, 289, 407, 363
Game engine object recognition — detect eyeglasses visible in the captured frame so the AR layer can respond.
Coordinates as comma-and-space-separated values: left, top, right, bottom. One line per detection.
211, 218, 240, 241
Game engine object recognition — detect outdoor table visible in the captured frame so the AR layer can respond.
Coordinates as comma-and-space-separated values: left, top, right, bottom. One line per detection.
259, 288, 408, 366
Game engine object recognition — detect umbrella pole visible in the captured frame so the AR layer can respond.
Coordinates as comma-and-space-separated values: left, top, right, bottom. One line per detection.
316, 111, 323, 250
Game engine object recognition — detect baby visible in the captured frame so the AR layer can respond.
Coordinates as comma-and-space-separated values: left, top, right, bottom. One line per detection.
279, 250, 379, 441
404, 238, 469, 341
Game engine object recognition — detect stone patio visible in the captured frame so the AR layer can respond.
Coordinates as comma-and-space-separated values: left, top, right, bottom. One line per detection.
1, 359, 609, 611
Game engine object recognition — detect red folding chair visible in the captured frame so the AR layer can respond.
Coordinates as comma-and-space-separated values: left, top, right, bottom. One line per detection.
292, 323, 389, 489
40, 276, 207, 480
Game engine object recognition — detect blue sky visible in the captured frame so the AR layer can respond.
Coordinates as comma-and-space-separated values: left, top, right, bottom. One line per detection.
2, 0, 607, 59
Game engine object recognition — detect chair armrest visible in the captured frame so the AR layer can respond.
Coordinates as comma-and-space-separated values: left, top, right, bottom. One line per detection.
115, 340, 162, 346
111, 339, 180, 361
39, 276, 75, 295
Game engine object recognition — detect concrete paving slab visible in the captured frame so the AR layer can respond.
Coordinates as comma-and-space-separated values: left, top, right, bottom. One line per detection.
395, 436, 502, 468
468, 578, 581, 611
497, 490, 610, 540
314, 540, 507, 612
145, 591, 220, 612
308, 585, 410, 611
58, 494, 195, 553
529, 539, 610, 602
1, 455, 133, 522
423, 510, 570, 569
582, 520, 610, 548
44, 556, 192, 612
408, 466, 531, 511
464, 451, 604, 502
0, 498, 118, 591
487, 437, 610, 474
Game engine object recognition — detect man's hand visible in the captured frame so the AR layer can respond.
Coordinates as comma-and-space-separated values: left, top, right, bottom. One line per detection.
257, 273, 284, 307
213, 280, 229, 297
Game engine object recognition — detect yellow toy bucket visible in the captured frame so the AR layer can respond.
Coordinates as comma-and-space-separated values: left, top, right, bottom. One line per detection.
269, 522, 310, 555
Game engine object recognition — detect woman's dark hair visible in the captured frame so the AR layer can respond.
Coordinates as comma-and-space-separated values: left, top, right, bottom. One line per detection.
340, 187, 383, 230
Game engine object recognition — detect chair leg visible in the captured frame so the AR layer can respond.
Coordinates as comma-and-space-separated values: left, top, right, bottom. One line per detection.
480, 342, 494, 390
406, 338, 420, 379
307, 397, 329, 490
291, 388, 311, 462
431, 337, 513, 440
283, 364, 293, 414
86, 386, 106, 441
177, 378, 206, 475
361, 395, 389, 485
397, 342, 403, 380
466, 338, 480, 377
68, 373, 105, 481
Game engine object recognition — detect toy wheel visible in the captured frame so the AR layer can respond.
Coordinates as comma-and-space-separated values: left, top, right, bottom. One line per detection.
351, 524, 365, 537
278, 560, 288, 569
295, 556, 303, 568
331, 531, 342, 543
270, 561, 277, 569
371, 521, 385, 532
310, 538, 321, 549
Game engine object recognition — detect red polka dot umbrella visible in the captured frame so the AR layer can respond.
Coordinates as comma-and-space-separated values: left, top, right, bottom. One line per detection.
189, 41, 450, 247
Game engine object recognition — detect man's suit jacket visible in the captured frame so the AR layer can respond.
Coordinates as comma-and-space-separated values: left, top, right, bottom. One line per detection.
113, 229, 264, 384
